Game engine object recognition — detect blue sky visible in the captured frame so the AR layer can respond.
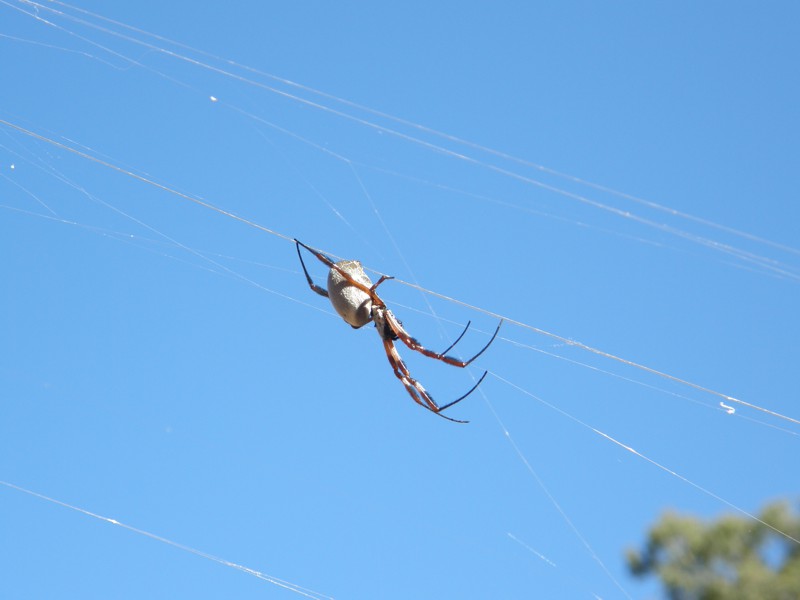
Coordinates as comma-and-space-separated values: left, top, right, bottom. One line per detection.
2, 2, 799, 598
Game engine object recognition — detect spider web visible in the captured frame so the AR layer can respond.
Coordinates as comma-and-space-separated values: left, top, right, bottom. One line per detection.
2, 3, 799, 599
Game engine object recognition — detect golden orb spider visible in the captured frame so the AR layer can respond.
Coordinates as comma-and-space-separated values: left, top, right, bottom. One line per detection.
294, 239, 502, 423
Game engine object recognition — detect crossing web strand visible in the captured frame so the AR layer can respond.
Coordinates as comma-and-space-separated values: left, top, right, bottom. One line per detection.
22, 0, 800, 259
5, 0, 800, 282
480, 389, 634, 599
391, 279, 800, 427
0, 123, 329, 318
199, 104, 797, 283
488, 372, 800, 547
0, 119, 293, 243
1, 116, 797, 430
0, 481, 335, 600
3, 201, 302, 279
500, 337, 800, 437
345, 161, 455, 347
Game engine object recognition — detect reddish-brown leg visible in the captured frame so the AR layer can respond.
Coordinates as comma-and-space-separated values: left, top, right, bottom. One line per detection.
295, 239, 391, 299
384, 309, 502, 367
381, 339, 468, 423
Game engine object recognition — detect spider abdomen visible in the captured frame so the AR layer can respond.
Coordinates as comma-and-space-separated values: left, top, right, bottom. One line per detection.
327, 260, 374, 328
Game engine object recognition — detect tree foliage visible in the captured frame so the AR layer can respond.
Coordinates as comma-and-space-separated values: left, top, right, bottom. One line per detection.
626, 501, 800, 600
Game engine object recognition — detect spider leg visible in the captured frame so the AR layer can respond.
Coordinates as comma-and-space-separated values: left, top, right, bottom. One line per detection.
382, 339, 436, 411
382, 339, 468, 424
295, 240, 329, 298
386, 310, 503, 367
295, 239, 393, 298
437, 371, 488, 411
370, 274, 394, 293
439, 320, 473, 356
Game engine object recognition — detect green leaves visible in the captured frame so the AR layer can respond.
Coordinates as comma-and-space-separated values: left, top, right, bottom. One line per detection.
626, 501, 800, 600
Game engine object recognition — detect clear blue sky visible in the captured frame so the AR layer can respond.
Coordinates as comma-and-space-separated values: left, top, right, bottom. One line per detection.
2, 2, 798, 598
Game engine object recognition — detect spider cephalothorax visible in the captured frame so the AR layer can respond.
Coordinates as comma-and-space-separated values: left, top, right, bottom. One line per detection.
295, 239, 501, 422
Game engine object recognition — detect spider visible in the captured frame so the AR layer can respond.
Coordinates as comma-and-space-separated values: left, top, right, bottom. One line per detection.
294, 239, 502, 423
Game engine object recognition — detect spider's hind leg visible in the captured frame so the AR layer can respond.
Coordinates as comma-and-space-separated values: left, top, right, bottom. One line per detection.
438, 320, 473, 356
381, 338, 470, 424
386, 310, 504, 368
458, 319, 503, 366
438, 371, 488, 412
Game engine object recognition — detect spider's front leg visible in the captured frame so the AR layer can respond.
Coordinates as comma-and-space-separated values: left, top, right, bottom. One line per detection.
295, 240, 329, 298
295, 239, 394, 297
296, 239, 399, 329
